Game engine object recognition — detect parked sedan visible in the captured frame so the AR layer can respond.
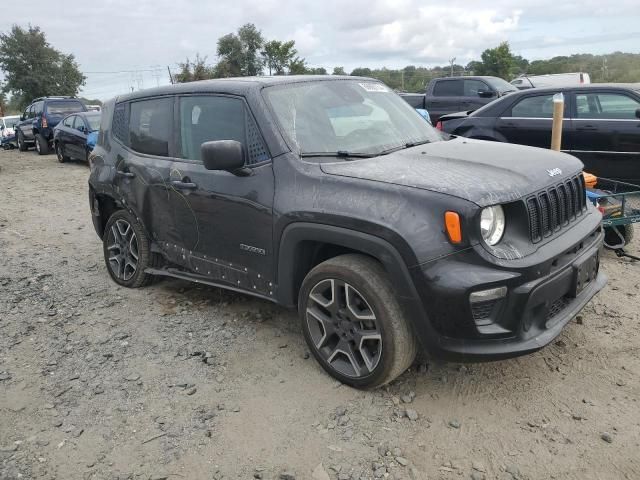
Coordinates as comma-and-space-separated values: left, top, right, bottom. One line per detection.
53, 112, 101, 163
438, 84, 640, 184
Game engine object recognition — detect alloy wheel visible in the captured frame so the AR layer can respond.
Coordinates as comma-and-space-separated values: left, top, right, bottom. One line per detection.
106, 219, 139, 281
56, 144, 64, 162
306, 279, 382, 378
35, 138, 40, 153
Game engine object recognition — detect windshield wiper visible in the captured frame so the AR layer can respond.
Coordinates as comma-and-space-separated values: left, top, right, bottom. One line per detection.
377, 139, 431, 156
300, 151, 376, 159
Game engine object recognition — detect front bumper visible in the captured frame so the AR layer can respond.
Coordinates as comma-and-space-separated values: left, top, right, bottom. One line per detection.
407, 221, 606, 361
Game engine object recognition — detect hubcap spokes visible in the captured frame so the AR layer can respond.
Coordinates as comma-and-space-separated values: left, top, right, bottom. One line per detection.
306, 279, 382, 378
107, 219, 138, 281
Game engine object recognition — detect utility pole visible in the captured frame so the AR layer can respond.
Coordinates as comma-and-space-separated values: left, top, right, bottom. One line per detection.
449, 57, 456, 76
167, 66, 174, 84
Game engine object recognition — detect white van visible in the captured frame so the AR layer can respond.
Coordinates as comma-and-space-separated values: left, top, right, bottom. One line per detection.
511, 72, 591, 90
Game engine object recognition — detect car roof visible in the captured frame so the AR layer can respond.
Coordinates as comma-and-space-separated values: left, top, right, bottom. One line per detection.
434, 76, 504, 81
114, 75, 374, 102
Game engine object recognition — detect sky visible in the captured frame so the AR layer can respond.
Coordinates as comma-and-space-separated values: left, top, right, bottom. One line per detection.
1, 0, 639, 100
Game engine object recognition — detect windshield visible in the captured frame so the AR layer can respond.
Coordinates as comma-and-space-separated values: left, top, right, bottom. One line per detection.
86, 115, 101, 131
3, 117, 19, 128
263, 80, 442, 157
46, 100, 85, 115
485, 77, 518, 93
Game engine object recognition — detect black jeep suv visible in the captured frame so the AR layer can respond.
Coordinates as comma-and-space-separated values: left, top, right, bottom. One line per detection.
88, 76, 606, 388
15, 96, 87, 154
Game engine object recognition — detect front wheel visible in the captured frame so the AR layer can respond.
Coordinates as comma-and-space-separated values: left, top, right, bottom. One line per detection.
103, 210, 159, 288
298, 254, 417, 389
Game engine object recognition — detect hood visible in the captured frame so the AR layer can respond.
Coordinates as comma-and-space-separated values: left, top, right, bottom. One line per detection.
320, 137, 583, 207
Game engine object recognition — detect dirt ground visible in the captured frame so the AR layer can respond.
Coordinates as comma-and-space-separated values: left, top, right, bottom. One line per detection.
0, 148, 639, 480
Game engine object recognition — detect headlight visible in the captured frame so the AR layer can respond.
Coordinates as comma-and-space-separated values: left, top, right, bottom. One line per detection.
480, 205, 505, 246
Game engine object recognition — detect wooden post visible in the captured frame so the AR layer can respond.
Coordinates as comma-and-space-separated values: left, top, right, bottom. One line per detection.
550, 92, 564, 151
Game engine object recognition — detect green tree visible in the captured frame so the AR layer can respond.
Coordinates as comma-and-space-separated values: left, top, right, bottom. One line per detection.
0, 25, 85, 108
175, 54, 215, 83
350, 67, 372, 77
261, 40, 297, 75
238, 23, 264, 76
332, 66, 347, 75
307, 67, 327, 75
288, 57, 308, 75
476, 42, 515, 79
216, 23, 264, 77
216, 33, 244, 77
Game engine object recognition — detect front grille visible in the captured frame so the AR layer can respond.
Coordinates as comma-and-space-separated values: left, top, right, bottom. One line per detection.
526, 175, 586, 243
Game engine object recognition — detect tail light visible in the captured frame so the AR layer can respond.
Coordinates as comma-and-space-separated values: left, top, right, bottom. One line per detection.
41, 115, 48, 128
579, 73, 584, 84
435, 121, 443, 131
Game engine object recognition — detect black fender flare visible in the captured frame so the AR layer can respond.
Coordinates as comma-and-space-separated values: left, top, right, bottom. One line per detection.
276, 222, 436, 349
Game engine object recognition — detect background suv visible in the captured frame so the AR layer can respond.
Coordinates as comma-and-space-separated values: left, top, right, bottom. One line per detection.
15, 96, 87, 154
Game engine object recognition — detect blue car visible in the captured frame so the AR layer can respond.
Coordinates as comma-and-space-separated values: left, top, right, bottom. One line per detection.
52, 111, 101, 163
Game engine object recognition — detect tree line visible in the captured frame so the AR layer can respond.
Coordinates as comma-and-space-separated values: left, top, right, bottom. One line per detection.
1, 23, 639, 114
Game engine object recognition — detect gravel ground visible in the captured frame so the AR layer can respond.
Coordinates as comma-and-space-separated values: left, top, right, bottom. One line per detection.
1, 148, 639, 480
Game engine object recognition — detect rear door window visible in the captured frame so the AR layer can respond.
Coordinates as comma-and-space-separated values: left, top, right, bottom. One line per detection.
433, 80, 463, 96
510, 94, 555, 118
33, 101, 44, 116
46, 100, 84, 115
129, 97, 172, 157
575, 92, 640, 119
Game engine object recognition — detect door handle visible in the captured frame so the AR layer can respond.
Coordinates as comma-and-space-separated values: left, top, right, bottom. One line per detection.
171, 180, 197, 189
116, 170, 135, 178
577, 124, 598, 131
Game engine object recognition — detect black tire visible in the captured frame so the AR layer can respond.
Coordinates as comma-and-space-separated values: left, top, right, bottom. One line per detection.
103, 210, 160, 288
35, 133, 49, 155
55, 141, 70, 163
298, 254, 417, 389
17, 131, 27, 152
604, 225, 634, 249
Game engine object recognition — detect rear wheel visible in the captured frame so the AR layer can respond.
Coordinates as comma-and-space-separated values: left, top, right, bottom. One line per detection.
103, 210, 159, 288
17, 131, 27, 152
35, 133, 49, 155
55, 142, 70, 163
298, 254, 417, 389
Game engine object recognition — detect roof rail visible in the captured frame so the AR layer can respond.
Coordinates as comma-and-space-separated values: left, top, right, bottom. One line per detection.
32, 96, 75, 102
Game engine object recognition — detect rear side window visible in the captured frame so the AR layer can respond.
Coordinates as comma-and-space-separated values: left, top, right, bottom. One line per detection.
112, 103, 128, 143
510, 94, 555, 118
433, 80, 463, 96
179, 95, 268, 164
63, 116, 75, 127
575, 92, 640, 119
46, 101, 84, 115
129, 98, 172, 157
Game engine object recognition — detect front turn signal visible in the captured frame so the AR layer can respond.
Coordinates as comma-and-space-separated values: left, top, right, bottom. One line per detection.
445, 211, 462, 244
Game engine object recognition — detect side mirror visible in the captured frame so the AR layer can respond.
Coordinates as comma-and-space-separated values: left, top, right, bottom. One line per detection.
0, 125, 4, 131
478, 90, 495, 98
201, 140, 246, 173
20, 115, 25, 121
636, 108, 640, 119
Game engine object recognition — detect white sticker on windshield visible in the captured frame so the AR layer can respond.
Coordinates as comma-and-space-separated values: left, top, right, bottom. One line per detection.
358, 82, 389, 93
